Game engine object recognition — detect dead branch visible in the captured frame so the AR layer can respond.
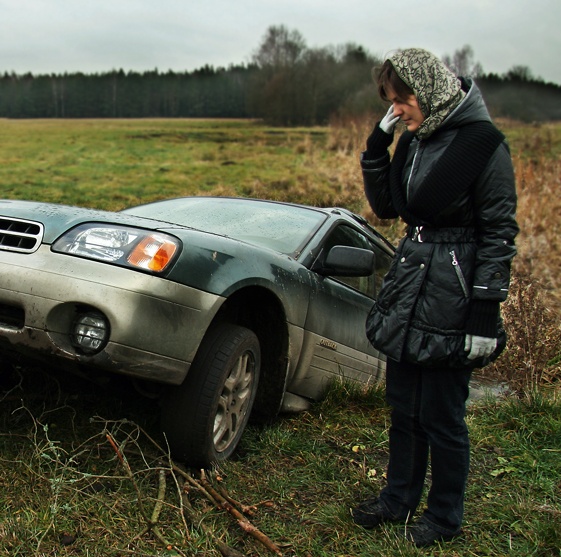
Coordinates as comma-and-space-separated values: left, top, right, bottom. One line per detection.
149, 467, 175, 550
217, 484, 257, 516
200, 470, 283, 556
106, 421, 285, 556
168, 456, 191, 541
105, 431, 185, 554
105, 432, 125, 466
180, 486, 247, 557
151, 468, 166, 523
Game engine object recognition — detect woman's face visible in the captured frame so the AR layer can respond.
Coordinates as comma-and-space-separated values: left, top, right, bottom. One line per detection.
385, 87, 425, 132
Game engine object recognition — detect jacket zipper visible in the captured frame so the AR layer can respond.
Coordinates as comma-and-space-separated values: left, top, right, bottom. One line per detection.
406, 142, 422, 200
449, 250, 469, 297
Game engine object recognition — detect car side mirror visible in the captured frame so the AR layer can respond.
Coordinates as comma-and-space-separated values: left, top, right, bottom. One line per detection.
313, 245, 375, 277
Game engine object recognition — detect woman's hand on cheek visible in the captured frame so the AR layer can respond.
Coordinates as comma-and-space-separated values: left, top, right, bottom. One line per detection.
380, 105, 400, 134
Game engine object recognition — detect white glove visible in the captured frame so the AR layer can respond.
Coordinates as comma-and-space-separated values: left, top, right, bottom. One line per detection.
379, 105, 400, 134
464, 334, 498, 360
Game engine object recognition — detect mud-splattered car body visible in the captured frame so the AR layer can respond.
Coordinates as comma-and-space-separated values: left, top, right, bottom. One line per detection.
0, 196, 393, 465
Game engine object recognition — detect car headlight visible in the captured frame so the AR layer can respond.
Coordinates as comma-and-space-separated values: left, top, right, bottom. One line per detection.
52, 224, 180, 273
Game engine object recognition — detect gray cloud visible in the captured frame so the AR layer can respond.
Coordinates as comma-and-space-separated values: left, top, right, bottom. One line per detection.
1, 0, 559, 84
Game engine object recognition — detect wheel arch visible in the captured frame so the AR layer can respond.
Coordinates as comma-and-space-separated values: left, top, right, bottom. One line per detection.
210, 285, 289, 420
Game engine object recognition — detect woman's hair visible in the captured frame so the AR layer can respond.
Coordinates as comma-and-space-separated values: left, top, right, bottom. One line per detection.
376, 59, 414, 101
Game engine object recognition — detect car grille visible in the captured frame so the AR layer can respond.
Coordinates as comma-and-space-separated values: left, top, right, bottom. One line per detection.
0, 217, 44, 253
0, 304, 24, 329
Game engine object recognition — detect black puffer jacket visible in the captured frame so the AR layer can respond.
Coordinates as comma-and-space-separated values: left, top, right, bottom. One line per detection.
361, 79, 518, 369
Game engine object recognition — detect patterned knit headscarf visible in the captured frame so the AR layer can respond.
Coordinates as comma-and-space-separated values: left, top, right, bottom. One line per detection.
388, 48, 465, 140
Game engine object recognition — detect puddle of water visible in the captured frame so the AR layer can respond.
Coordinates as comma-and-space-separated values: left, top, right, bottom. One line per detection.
469, 373, 510, 403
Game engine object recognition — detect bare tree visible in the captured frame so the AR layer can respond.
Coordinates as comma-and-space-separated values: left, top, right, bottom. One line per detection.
252, 25, 307, 69
442, 45, 483, 77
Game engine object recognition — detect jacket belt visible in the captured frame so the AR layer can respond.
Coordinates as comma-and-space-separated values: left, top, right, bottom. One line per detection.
406, 225, 476, 243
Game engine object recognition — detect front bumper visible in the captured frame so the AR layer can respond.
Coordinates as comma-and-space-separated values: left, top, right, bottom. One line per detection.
0, 246, 223, 384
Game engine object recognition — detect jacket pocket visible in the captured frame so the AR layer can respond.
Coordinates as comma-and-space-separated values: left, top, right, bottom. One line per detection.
449, 250, 469, 298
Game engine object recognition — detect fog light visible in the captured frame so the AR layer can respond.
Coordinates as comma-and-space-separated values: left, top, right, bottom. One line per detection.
72, 311, 109, 354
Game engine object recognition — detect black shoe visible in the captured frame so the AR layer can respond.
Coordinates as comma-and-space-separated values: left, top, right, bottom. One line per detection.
406, 519, 461, 547
351, 496, 399, 529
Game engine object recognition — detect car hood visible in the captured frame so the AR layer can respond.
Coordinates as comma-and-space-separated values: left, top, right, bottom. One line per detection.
0, 199, 182, 244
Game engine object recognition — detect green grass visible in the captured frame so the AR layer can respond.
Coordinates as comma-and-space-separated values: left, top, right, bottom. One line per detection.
0, 119, 331, 210
0, 365, 559, 556
2, 117, 558, 221
0, 118, 560, 556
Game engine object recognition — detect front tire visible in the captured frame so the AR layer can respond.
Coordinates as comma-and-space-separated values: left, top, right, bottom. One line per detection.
161, 323, 261, 467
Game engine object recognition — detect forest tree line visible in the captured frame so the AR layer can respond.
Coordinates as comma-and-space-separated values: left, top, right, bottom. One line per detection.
1, 27, 560, 125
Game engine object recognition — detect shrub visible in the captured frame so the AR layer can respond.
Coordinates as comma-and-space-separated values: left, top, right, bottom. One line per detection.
489, 272, 561, 393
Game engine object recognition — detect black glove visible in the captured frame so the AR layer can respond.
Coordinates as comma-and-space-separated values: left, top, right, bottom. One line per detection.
365, 122, 395, 157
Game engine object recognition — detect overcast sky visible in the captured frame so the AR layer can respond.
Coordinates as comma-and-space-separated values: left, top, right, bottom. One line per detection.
1, 0, 560, 85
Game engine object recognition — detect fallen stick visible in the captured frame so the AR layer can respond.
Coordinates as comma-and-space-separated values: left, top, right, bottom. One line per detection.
199, 471, 283, 556
180, 484, 247, 557
106, 432, 186, 555
217, 484, 257, 516
106, 422, 284, 556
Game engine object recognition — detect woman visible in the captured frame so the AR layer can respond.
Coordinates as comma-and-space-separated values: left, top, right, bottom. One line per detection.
352, 48, 518, 547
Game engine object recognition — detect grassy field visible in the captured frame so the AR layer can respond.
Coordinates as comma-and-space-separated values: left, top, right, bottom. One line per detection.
0, 117, 560, 556
0, 119, 336, 211
0, 366, 559, 556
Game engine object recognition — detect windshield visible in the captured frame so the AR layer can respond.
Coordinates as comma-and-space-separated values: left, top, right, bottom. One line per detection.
123, 197, 327, 256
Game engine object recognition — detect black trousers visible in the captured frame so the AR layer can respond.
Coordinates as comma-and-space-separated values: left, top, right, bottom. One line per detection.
379, 358, 472, 534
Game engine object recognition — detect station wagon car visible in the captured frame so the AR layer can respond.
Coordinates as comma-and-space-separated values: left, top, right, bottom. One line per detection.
0, 196, 394, 465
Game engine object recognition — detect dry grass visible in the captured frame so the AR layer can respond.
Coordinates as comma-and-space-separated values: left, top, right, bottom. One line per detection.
2, 362, 559, 556
0, 116, 558, 391
492, 149, 561, 391
512, 154, 561, 312
324, 116, 561, 391
487, 273, 561, 391
0, 118, 559, 556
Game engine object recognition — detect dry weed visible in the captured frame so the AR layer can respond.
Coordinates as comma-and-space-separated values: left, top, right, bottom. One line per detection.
325, 116, 561, 389
488, 272, 561, 392
512, 155, 561, 314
